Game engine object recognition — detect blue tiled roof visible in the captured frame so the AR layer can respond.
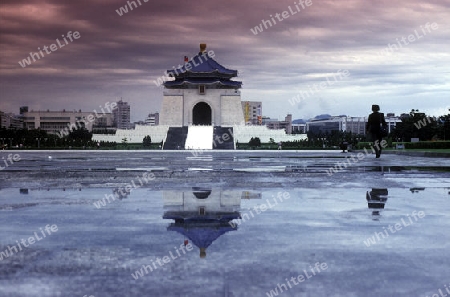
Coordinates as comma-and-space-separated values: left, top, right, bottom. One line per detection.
167, 53, 238, 77
164, 78, 242, 88
168, 224, 237, 249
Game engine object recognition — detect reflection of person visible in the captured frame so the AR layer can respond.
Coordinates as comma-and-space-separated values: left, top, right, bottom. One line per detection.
366, 188, 388, 209
366, 104, 387, 158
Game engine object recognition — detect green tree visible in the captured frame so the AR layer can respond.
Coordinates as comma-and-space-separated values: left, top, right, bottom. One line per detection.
437, 111, 450, 140
391, 109, 438, 141
143, 135, 152, 147
67, 127, 92, 148
249, 137, 261, 148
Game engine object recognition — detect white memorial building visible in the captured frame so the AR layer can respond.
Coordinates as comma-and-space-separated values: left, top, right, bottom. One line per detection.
93, 44, 307, 149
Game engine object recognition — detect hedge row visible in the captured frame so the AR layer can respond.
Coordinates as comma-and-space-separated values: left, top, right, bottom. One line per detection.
356, 141, 450, 150
404, 141, 450, 149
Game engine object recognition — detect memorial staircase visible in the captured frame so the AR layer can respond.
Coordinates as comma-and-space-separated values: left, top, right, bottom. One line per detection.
163, 127, 188, 150
212, 127, 234, 150
184, 126, 214, 150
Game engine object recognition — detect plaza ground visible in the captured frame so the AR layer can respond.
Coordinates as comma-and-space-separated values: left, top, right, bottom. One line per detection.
0, 151, 449, 297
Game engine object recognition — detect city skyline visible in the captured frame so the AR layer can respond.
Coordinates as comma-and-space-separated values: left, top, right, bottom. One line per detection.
1, 0, 449, 122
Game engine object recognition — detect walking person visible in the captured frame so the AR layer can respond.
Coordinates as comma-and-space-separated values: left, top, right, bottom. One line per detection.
366, 104, 387, 158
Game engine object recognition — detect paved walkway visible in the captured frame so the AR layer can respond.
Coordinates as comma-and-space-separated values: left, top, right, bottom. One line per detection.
0, 151, 449, 297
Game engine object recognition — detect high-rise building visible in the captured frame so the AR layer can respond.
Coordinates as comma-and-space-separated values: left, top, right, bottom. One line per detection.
266, 114, 293, 134
241, 101, 262, 125
113, 99, 131, 129
0, 111, 24, 129
145, 112, 159, 126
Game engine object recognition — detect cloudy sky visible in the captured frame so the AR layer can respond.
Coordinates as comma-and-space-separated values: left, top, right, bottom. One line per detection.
1, 0, 449, 122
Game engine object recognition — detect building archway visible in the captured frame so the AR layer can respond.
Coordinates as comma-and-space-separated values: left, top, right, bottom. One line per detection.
192, 102, 212, 125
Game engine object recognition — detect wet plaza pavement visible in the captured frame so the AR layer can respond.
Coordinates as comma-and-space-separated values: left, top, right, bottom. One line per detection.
0, 151, 449, 297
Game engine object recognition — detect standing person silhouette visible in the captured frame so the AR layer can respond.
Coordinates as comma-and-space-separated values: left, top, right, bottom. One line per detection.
366, 104, 387, 158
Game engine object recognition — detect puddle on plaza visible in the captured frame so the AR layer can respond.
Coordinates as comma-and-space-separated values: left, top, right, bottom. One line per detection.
0, 186, 449, 296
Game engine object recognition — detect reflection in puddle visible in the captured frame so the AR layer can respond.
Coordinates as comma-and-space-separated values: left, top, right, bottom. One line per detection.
366, 188, 388, 221
0, 185, 449, 296
365, 166, 450, 173
163, 189, 260, 258
410, 187, 425, 193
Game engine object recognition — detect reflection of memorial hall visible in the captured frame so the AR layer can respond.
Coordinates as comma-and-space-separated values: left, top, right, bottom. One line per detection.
163, 189, 258, 258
